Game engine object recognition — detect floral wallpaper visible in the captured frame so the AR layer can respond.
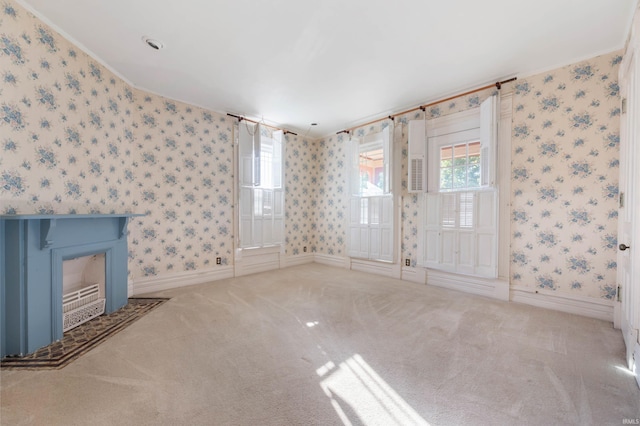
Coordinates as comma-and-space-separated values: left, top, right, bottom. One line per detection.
0, 0, 622, 302
511, 51, 621, 300
312, 134, 347, 256
284, 133, 315, 256
0, 1, 235, 280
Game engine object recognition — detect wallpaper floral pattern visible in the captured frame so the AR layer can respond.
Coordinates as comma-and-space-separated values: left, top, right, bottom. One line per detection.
284, 133, 315, 256
0, 1, 235, 280
312, 134, 347, 256
511, 51, 621, 300
0, 0, 622, 302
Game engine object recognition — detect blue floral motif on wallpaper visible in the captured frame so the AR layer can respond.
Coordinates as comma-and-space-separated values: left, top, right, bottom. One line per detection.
0, 0, 235, 280
511, 51, 621, 298
0, 0, 623, 301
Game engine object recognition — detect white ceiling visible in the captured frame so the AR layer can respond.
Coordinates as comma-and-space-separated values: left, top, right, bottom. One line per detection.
18, 0, 637, 138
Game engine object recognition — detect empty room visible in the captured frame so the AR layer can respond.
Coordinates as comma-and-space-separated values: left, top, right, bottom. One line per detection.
1, 0, 640, 424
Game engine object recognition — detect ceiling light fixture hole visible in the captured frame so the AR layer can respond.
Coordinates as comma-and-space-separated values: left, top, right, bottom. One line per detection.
143, 37, 164, 50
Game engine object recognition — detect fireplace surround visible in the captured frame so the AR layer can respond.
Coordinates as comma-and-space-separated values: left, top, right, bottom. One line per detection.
0, 214, 142, 357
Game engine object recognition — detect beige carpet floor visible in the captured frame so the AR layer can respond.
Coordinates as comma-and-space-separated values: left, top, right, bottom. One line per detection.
1, 263, 639, 425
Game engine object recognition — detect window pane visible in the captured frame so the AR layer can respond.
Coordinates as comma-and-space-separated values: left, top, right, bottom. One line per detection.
468, 164, 480, 187
438, 141, 483, 191
453, 166, 467, 188
468, 141, 481, 156
440, 167, 452, 190
440, 146, 453, 167
453, 144, 467, 166
359, 147, 384, 196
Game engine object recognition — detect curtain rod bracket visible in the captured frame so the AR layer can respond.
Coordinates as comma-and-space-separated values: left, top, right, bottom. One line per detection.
420, 106, 426, 112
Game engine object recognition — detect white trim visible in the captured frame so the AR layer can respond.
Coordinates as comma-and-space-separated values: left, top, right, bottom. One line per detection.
280, 253, 315, 268
314, 254, 350, 269
132, 266, 234, 295
634, 342, 640, 388
497, 89, 513, 281
401, 267, 426, 284
426, 269, 508, 300
235, 250, 280, 277
510, 285, 614, 322
350, 259, 401, 279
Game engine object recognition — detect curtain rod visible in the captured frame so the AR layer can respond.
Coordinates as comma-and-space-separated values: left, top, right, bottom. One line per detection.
227, 113, 298, 135
336, 77, 517, 135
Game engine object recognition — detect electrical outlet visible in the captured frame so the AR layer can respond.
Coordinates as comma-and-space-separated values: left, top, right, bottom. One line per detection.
216, 257, 222, 265
405, 259, 411, 266
303, 246, 307, 253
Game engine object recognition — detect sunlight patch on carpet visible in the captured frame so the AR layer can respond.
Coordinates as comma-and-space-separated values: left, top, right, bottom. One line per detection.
318, 354, 430, 425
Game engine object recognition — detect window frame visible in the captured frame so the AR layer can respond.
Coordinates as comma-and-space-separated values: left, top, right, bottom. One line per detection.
237, 122, 285, 250
419, 96, 499, 278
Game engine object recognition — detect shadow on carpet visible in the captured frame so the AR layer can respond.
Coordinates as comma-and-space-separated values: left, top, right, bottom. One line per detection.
1, 298, 169, 370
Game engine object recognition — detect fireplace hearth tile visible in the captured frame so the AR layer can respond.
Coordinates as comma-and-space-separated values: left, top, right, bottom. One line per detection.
0, 298, 168, 370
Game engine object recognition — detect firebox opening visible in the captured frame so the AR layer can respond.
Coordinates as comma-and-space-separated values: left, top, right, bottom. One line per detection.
62, 253, 106, 332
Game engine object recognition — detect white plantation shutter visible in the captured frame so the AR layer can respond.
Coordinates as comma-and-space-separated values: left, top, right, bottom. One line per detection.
379, 196, 394, 261
239, 122, 259, 186
347, 136, 361, 196
422, 189, 497, 278
408, 120, 427, 193
238, 123, 284, 249
424, 192, 440, 268
475, 189, 497, 277
480, 95, 498, 187
382, 123, 393, 194
271, 130, 284, 245
272, 130, 283, 189
346, 127, 395, 262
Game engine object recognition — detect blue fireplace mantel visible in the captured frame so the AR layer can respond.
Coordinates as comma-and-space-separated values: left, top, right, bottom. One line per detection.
0, 213, 143, 357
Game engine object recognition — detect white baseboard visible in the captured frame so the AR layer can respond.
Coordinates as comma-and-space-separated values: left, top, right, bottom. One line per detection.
280, 253, 314, 268
314, 254, 350, 269
401, 266, 426, 284
426, 269, 509, 301
132, 266, 234, 295
350, 259, 402, 279
235, 251, 280, 277
510, 285, 614, 322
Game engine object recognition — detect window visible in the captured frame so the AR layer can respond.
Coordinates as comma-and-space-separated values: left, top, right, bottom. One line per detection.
238, 122, 284, 249
439, 141, 481, 191
414, 95, 499, 278
358, 146, 385, 196
347, 123, 396, 262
